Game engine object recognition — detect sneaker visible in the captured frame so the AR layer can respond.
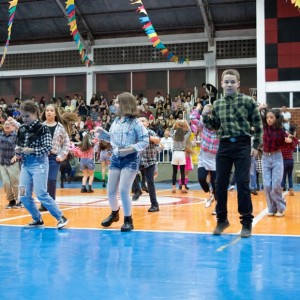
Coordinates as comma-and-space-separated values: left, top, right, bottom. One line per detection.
25, 220, 44, 229
275, 211, 285, 217
142, 185, 149, 193
251, 189, 258, 195
14, 202, 24, 209
228, 185, 235, 191
240, 224, 252, 238
148, 205, 159, 212
5, 200, 16, 209
39, 205, 48, 212
267, 212, 275, 216
212, 208, 217, 215
205, 194, 214, 208
289, 188, 294, 196
57, 216, 69, 229
132, 190, 142, 201
213, 219, 230, 235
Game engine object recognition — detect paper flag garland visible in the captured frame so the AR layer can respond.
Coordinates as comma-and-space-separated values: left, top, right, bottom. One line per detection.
291, 0, 300, 9
65, 0, 93, 67
130, 0, 189, 64
0, 0, 19, 68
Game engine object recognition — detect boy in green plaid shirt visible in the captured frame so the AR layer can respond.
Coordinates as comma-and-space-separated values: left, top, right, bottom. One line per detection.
203, 69, 262, 238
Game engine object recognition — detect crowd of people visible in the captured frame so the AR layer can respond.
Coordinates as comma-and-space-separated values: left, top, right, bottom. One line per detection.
0, 69, 298, 236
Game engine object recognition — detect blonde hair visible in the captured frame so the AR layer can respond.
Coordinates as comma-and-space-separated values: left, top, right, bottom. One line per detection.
118, 92, 137, 117
221, 69, 240, 81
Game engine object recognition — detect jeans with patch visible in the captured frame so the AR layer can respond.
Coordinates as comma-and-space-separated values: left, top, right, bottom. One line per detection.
19, 155, 63, 222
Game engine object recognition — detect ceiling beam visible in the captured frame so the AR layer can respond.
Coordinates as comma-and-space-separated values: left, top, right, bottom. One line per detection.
196, 0, 215, 46
74, 2, 95, 46
54, 0, 91, 53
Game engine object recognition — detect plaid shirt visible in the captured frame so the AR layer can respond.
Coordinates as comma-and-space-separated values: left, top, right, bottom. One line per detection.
71, 138, 98, 159
44, 122, 70, 161
281, 136, 299, 160
98, 117, 149, 153
263, 126, 287, 153
203, 93, 262, 149
197, 118, 219, 154
0, 131, 17, 166
140, 129, 159, 168
17, 120, 52, 157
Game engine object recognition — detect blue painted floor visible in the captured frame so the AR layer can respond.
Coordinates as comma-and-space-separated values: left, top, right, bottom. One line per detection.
0, 226, 299, 300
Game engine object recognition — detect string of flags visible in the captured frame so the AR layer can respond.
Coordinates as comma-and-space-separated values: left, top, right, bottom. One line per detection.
0, 0, 18, 68
0, 0, 190, 67
130, 0, 189, 64
65, 0, 93, 67
289, 0, 300, 9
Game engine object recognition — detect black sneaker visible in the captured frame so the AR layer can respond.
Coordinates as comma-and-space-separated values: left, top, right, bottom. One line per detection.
6, 200, 16, 209
148, 205, 159, 212
240, 224, 252, 238
39, 205, 48, 212
57, 216, 68, 229
251, 189, 258, 195
14, 202, 24, 209
25, 220, 44, 229
213, 219, 230, 235
132, 190, 142, 201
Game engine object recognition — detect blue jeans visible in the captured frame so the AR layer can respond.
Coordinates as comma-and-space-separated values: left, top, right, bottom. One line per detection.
250, 156, 257, 190
108, 152, 140, 216
281, 159, 294, 189
262, 152, 285, 213
19, 155, 63, 222
48, 154, 61, 200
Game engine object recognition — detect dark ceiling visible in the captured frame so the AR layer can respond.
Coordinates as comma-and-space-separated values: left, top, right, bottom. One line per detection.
0, 0, 256, 45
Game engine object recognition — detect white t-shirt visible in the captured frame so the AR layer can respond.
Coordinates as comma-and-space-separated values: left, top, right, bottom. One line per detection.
160, 137, 173, 151
154, 96, 165, 104
281, 111, 291, 131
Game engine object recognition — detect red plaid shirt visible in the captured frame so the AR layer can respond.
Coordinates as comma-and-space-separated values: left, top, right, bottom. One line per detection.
263, 126, 287, 152
281, 136, 299, 160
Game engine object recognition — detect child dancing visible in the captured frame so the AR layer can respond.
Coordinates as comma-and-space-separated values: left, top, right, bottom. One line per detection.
97, 92, 149, 232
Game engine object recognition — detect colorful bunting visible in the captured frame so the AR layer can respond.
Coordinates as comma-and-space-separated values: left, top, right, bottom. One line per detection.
130, 0, 189, 64
291, 0, 300, 9
0, 0, 19, 68
65, 0, 93, 67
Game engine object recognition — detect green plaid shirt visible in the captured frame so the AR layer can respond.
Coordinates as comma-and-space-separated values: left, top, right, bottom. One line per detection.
203, 92, 262, 149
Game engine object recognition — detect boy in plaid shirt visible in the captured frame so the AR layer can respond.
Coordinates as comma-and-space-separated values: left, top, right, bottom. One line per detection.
137, 116, 161, 212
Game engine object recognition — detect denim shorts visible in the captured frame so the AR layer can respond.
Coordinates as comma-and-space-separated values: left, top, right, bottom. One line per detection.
110, 152, 140, 171
80, 158, 95, 170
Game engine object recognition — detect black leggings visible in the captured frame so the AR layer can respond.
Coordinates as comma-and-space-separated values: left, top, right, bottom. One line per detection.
198, 167, 216, 196
172, 164, 185, 185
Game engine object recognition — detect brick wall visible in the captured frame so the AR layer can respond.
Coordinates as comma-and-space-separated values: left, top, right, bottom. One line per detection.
289, 109, 300, 137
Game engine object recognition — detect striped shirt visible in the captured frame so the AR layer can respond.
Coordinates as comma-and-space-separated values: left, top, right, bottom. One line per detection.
203, 93, 262, 149
98, 117, 149, 153
197, 118, 219, 154
170, 128, 191, 151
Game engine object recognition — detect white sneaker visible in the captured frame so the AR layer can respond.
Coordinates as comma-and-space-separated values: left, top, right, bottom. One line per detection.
205, 194, 214, 208
267, 212, 275, 216
275, 211, 285, 217
229, 185, 235, 191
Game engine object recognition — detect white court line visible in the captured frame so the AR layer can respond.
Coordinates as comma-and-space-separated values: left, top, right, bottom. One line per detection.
0, 206, 80, 223
216, 191, 289, 252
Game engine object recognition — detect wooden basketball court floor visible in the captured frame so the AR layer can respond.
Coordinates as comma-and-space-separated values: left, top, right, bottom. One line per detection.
0, 183, 299, 299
